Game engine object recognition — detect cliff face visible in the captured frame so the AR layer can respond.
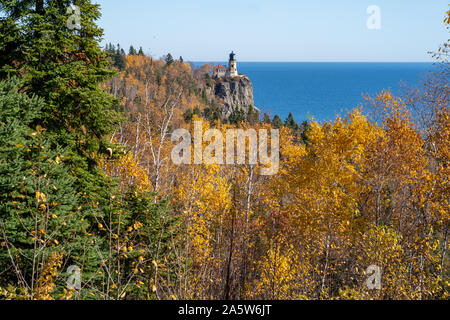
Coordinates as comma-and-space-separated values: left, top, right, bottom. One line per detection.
213, 75, 257, 118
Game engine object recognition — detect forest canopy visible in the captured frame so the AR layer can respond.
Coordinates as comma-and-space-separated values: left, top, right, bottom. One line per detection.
0, 1, 448, 300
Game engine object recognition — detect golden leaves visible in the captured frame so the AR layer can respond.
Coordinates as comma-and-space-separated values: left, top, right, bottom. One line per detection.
35, 191, 47, 203
34, 252, 64, 300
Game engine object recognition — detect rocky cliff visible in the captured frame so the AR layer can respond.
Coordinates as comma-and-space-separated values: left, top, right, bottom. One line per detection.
213, 75, 258, 118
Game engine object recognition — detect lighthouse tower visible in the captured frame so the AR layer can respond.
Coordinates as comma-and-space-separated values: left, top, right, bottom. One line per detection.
226, 51, 238, 77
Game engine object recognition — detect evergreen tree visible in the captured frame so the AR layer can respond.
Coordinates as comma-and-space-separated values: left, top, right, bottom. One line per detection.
228, 107, 246, 125
299, 120, 311, 145
247, 105, 259, 125
0, 0, 120, 203
263, 113, 271, 124
129, 45, 137, 55
0, 77, 84, 297
179, 56, 184, 63
0, 2, 122, 295
138, 46, 144, 56
285, 112, 299, 130
204, 73, 213, 88
193, 106, 201, 116
119, 191, 182, 299
183, 109, 193, 123
113, 52, 126, 70
110, 43, 126, 70
165, 53, 174, 66
272, 115, 283, 129
204, 103, 221, 123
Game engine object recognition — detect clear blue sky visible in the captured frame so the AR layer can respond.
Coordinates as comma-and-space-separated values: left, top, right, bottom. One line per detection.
94, 0, 449, 62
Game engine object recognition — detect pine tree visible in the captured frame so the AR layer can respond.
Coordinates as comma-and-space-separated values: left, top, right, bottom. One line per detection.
284, 112, 299, 130
0, 77, 84, 297
204, 104, 221, 123
228, 107, 246, 125
183, 109, 194, 122
0, 0, 120, 203
138, 47, 144, 56
0, 2, 122, 296
129, 45, 137, 55
165, 53, 174, 66
299, 120, 310, 145
113, 50, 126, 70
272, 115, 283, 129
247, 105, 259, 125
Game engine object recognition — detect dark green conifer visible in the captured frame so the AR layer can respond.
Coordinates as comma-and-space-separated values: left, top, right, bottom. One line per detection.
272, 115, 283, 129
129, 45, 137, 55
165, 53, 174, 66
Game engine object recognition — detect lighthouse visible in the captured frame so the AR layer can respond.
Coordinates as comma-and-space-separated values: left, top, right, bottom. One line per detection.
226, 51, 238, 77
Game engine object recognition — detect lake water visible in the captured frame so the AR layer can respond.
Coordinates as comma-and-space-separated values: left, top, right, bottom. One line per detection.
194, 62, 436, 123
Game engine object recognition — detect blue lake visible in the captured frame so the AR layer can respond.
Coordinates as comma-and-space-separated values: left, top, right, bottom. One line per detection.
193, 62, 436, 123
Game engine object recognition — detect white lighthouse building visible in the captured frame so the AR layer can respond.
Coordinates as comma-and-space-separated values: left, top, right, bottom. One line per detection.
226, 51, 238, 77
214, 51, 239, 78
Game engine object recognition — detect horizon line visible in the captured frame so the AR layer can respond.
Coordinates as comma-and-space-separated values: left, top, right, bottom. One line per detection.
188, 60, 436, 64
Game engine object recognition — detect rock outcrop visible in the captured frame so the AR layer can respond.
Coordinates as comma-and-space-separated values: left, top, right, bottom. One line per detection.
213, 75, 258, 118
